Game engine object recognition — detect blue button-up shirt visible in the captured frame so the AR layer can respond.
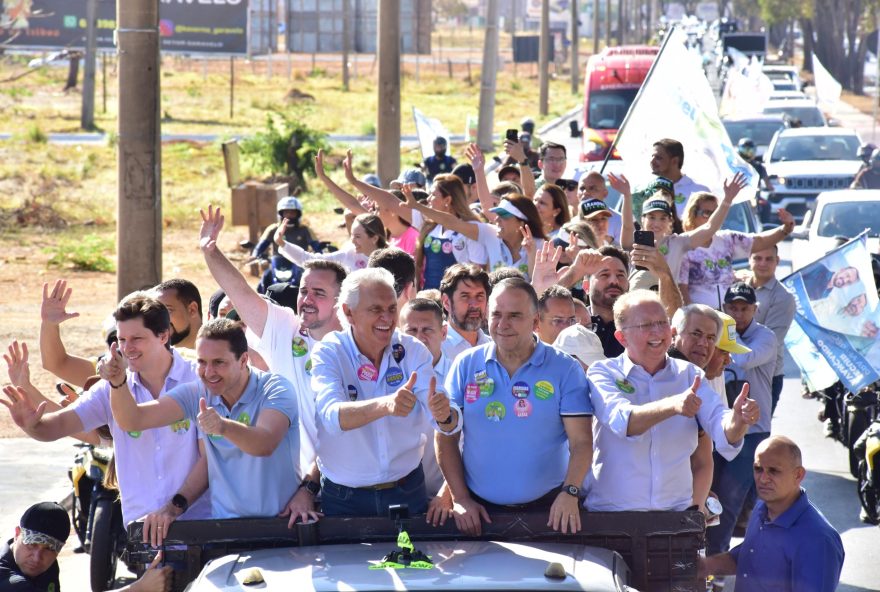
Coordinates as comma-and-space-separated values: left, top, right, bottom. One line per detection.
445, 340, 592, 505
728, 320, 776, 434
166, 368, 300, 519
312, 328, 461, 488
731, 489, 844, 592
586, 354, 743, 511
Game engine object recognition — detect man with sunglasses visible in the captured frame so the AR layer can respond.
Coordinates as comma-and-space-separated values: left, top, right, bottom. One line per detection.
584, 290, 760, 511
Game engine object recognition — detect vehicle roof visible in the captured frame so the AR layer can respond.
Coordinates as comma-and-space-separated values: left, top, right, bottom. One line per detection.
775, 127, 859, 138
722, 113, 789, 123
768, 91, 808, 100
763, 99, 821, 109
815, 189, 880, 204
763, 65, 799, 73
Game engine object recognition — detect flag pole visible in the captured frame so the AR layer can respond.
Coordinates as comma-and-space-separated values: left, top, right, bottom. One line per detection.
600, 25, 680, 174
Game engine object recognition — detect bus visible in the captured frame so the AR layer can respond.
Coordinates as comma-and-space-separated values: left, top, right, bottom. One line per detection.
580, 45, 658, 162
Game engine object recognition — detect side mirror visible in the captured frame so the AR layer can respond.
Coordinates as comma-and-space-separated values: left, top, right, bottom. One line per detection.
827, 118, 841, 127
789, 229, 808, 240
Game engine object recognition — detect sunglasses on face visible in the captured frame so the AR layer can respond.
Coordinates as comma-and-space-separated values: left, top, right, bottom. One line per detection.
556, 179, 578, 192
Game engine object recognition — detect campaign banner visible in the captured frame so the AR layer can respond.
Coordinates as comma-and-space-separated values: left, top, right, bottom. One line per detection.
812, 52, 842, 115
412, 107, 451, 161
1, 0, 248, 55
614, 27, 758, 197
782, 233, 880, 393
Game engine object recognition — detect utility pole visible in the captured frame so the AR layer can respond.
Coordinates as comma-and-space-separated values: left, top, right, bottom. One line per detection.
593, 0, 600, 53
477, 0, 500, 152
376, 0, 400, 186
342, 0, 350, 91
604, 0, 611, 47
570, 0, 579, 95
617, 0, 625, 45
538, 0, 550, 116
116, 0, 162, 300
81, 0, 97, 130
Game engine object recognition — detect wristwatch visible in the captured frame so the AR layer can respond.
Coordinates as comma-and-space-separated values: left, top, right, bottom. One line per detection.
562, 484, 580, 497
171, 493, 189, 513
299, 479, 320, 497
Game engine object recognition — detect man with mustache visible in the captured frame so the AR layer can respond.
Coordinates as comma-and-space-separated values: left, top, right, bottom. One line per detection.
152, 279, 203, 350
440, 264, 492, 361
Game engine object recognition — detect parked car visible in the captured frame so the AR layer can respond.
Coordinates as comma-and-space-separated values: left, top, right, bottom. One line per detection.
767, 90, 808, 102
762, 127, 863, 222
722, 113, 791, 158
790, 189, 880, 271
763, 99, 828, 127
762, 64, 803, 90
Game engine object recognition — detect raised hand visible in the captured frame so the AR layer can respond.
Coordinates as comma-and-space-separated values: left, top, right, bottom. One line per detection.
4, 340, 31, 388
386, 373, 418, 417
1, 385, 47, 431
505, 138, 527, 163
41, 280, 80, 325
98, 342, 127, 387
427, 376, 452, 424
562, 231, 582, 261
342, 149, 356, 183
197, 398, 225, 436
274, 217, 290, 247
531, 242, 565, 295
520, 223, 535, 253
570, 248, 604, 277
673, 376, 702, 418
732, 383, 759, 426
465, 143, 486, 170
399, 184, 421, 209
722, 172, 748, 202
778, 208, 795, 233
315, 149, 327, 178
607, 172, 631, 198
199, 205, 225, 252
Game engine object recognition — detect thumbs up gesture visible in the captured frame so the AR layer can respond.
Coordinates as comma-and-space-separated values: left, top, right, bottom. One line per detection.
386, 373, 418, 417
732, 383, 759, 427
197, 397, 225, 436
427, 376, 452, 425
673, 376, 703, 418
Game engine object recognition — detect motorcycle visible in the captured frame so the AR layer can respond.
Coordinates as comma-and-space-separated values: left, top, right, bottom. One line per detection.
854, 417, 880, 525
68, 441, 127, 591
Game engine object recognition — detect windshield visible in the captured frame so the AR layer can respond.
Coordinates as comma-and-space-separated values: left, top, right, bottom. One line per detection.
724, 120, 786, 147
587, 88, 639, 129
768, 135, 861, 162
763, 105, 825, 127
817, 202, 880, 238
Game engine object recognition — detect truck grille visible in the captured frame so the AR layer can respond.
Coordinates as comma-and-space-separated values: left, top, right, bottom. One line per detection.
784, 176, 853, 190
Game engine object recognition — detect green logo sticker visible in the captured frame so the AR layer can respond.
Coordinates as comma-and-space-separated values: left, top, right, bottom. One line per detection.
716, 258, 730, 269
127, 431, 141, 439
615, 378, 635, 394
485, 401, 506, 422
236, 412, 251, 426
658, 244, 669, 256
518, 263, 529, 274
304, 358, 313, 376
535, 380, 554, 400
291, 336, 308, 357
430, 239, 442, 254
675, 193, 685, 204
479, 378, 494, 396
170, 419, 190, 434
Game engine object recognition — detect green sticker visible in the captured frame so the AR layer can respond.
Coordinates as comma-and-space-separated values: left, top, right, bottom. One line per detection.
675, 193, 685, 204
397, 530, 414, 551
430, 239, 442, 254
292, 336, 308, 357
705, 260, 716, 270
236, 412, 251, 426
658, 244, 669, 256
615, 378, 635, 394
535, 380, 554, 400
170, 419, 191, 434
485, 401, 506, 422
518, 263, 529, 274
305, 358, 313, 376
717, 258, 730, 269
127, 431, 141, 439
479, 378, 494, 396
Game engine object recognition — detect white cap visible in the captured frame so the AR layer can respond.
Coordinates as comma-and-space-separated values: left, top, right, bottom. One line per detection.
553, 324, 606, 367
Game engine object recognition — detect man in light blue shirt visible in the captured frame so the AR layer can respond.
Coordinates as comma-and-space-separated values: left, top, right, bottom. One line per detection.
586, 290, 760, 512
440, 278, 593, 536
311, 268, 461, 516
105, 318, 301, 526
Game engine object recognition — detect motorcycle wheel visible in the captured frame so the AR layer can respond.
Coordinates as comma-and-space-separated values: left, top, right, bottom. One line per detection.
848, 408, 869, 478
89, 498, 120, 592
857, 461, 880, 525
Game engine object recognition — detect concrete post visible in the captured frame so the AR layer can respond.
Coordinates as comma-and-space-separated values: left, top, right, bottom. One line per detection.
81, 0, 97, 130
477, 0, 500, 152
570, 0, 579, 95
377, 0, 401, 186
539, 0, 550, 116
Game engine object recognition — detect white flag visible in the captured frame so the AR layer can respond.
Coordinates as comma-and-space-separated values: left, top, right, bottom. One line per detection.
812, 53, 842, 115
412, 107, 450, 161
615, 27, 758, 195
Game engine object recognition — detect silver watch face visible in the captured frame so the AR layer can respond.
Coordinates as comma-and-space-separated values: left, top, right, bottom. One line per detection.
706, 497, 723, 515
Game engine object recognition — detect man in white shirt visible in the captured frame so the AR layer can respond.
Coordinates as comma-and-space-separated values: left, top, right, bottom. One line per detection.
440, 263, 492, 361
311, 268, 461, 516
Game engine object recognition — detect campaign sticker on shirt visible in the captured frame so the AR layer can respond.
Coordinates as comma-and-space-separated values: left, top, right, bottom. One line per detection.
465, 383, 479, 403
675, 192, 685, 204
518, 263, 529, 275
615, 378, 636, 394
392, 343, 406, 363
534, 380, 555, 400
479, 378, 495, 397
347, 384, 359, 401
454, 238, 466, 251
355, 259, 367, 269
485, 401, 506, 422
386, 367, 405, 387
358, 364, 379, 381
658, 244, 669, 256
170, 419, 191, 435
474, 369, 488, 382
304, 358, 313, 376
511, 381, 530, 398
299, 326, 309, 337
441, 241, 454, 254
127, 430, 142, 439
430, 239, 442, 254
514, 398, 533, 418
236, 412, 251, 426
291, 336, 308, 357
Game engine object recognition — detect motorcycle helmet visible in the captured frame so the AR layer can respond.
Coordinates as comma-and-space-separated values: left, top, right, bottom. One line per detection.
859, 143, 877, 163
737, 138, 756, 160
276, 196, 303, 214
521, 117, 536, 134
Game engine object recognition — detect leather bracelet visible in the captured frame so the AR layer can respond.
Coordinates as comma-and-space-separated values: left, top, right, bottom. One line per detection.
439, 412, 454, 425
110, 379, 126, 389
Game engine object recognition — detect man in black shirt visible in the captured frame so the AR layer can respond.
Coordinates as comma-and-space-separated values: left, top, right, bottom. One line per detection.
588, 246, 630, 358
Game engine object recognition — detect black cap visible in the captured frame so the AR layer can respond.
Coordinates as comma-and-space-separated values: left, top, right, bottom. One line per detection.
265, 282, 299, 311
724, 282, 757, 305
20, 502, 70, 552
642, 199, 674, 217
451, 163, 476, 185
579, 198, 611, 218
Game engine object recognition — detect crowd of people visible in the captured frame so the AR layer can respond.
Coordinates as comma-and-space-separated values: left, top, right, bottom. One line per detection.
1, 131, 845, 592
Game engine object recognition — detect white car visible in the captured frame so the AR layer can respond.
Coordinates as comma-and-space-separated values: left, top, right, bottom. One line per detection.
763, 98, 827, 127
763, 65, 803, 90
790, 189, 880, 271
763, 128, 863, 222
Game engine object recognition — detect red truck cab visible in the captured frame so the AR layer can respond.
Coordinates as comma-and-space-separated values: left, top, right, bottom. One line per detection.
581, 45, 659, 161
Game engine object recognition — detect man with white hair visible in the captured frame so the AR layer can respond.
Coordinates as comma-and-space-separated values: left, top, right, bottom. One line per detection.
310, 268, 462, 516
585, 290, 760, 511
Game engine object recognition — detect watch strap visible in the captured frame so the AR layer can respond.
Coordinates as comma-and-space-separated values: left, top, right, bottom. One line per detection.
299, 479, 320, 496
562, 484, 580, 497
171, 493, 189, 512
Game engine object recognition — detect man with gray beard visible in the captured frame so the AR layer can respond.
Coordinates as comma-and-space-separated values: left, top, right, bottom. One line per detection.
440, 264, 492, 361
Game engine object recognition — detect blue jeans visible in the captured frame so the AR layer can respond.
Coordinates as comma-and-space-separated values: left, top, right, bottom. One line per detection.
707, 432, 770, 556
320, 464, 428, 517
770, 374, 784, 416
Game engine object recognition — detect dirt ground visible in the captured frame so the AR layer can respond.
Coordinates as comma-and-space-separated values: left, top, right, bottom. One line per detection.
0, 223, 307, 438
